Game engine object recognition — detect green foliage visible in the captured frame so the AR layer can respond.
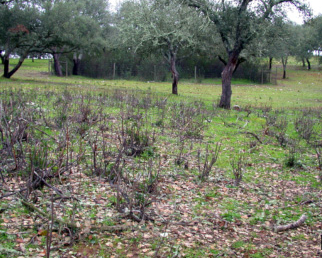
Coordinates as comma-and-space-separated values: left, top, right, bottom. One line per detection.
231, 240, 246, 249
0, 231, 18, 258
221, 211, 241, 222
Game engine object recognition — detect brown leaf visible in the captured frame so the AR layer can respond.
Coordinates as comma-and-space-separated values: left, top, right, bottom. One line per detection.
38, 229, 48, 236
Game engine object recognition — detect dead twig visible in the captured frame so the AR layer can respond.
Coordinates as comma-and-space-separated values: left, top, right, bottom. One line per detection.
19, 196, 131, 232
274, 214, 307, 233
241, 131, 262, 144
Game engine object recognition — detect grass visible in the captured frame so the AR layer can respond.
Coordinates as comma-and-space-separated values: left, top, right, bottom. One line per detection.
0, 58, 321, 257
1, 58, 321, 108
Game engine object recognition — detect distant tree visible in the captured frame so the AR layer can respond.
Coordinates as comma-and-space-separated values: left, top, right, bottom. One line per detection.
278, 23, 298, 79
293, 24, 315, 70
70, 0, 111, 75
0, 1, 41, 78
0, 0, 110, 78
117, 0, 207, 95
309, 15, 322, 58
184, 0, 309, 109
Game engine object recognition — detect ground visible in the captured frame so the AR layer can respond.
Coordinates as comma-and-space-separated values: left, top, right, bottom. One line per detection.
0, 59, 321, 257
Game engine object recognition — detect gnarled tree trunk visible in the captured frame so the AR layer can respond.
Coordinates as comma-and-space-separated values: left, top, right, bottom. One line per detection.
219, 52, 239, 109
2, 47, 31, 79
3, 55, 9, 78
301, 58, 305, 67
72, 53, 82, 76
53, 52, 63, 77
269, 57, 273, 70
281, 56, 288, 79
170, 51, 178, 95
306, 58, 311, 70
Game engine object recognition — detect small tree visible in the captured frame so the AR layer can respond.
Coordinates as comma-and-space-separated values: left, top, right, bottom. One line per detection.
294, 25, 315, 70
185, 0, 309, 108
309, 15, 322, 60
0, 1, 41, 78
118, 0, 207, 95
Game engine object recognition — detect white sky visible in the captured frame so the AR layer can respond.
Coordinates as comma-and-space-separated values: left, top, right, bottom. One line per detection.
287, 0, 322, 23
109, 0, 322, 23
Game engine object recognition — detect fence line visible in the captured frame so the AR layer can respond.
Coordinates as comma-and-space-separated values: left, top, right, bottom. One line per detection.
48, 59, 281, 84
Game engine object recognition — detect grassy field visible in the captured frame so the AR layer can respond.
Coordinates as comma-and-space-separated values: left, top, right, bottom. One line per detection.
0, 59, 322, 258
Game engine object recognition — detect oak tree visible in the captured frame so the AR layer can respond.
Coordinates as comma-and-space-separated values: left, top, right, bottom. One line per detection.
185, 0, 309, 108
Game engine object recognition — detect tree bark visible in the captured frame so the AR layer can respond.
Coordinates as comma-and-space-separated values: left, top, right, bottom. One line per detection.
301, 58, 305, 67
274, 214, 307, 233
170, 51, 179, 95
2, 47, 30, 78
53, 52, 63, 77
72, 53, 82, 76
3, 55, 9, 78
281, 56, 288, 79
219, 52, 238, 109
306, 58, 311, 70
269, 57, 273, 70
5, 56, 25, 78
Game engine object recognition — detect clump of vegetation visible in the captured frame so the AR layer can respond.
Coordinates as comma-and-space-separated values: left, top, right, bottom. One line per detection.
230, 154, 245, 187
197, 143, 221, 181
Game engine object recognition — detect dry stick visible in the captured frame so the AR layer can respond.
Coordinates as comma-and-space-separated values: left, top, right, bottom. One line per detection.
33, 171, 63, 196
241, 131, 263, 144
46, 195, 54, 258
20, 197, 130, 232
20, 118, 58, 143
0, 158, 82, 200
274, 214, 307, 233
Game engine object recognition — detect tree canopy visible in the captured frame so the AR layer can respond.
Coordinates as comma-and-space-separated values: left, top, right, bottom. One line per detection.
117, 0, 208, 94
183, 0, 310, 108
0, 0, 111, 78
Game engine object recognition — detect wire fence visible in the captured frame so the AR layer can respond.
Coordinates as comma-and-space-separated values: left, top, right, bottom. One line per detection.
49, 59, 280, 85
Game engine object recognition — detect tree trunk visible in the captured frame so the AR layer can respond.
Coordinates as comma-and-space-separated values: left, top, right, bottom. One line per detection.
72, 53, 82, 76
306, 58, 311, 70
170, 52, 179, 95
53, 53, 63, 77
72, 59, 80, 75
219, 52, 238, 109
5, 56, 25, 78
3, 55, 9, 78
269, 57, 273, 70
302, 58, 305, 67
281, 56, 288, 79
2, 48, 29, 79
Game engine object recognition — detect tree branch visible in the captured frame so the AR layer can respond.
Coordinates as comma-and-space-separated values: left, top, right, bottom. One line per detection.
274, 214, 307, 232
218, 55, 227, 65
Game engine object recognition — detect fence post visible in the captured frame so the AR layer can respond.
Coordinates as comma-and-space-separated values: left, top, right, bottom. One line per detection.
261, 69, 264, 84
48, 60, 51, 74
194, 66, 197, 83
154, 65, 156, 81
65, 61, 68, 77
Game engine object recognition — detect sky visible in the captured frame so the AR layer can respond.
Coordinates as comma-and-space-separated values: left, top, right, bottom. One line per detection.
109, 0, 322, 23
287, 0, 322, 23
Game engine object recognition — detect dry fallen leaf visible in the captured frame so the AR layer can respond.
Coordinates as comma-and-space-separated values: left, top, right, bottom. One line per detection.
38, 229, 48, 236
